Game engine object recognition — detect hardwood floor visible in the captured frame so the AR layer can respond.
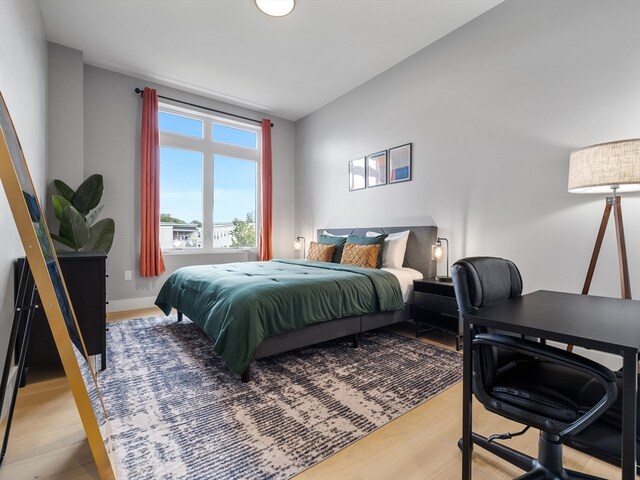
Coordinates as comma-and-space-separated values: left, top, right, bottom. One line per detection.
0, 309, 626, 479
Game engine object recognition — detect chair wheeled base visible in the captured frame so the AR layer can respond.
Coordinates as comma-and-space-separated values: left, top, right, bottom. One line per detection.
460, 431, 606, 480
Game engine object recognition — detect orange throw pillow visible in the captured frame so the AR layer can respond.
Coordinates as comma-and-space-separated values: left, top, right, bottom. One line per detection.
307, 242, 336, 262
340, 243, 381, 268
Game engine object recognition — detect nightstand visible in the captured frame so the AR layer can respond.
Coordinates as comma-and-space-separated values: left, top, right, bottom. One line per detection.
412, 278, 461, 350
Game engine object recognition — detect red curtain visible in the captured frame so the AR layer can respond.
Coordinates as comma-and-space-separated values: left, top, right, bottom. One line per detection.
140, 88, 166, 276
258, 119, 273, 261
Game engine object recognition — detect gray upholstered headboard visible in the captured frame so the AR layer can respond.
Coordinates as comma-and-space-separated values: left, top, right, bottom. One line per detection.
316, 226, 437, 279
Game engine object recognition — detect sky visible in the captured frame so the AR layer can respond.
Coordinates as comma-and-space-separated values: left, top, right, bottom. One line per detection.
159, 112, 257, 224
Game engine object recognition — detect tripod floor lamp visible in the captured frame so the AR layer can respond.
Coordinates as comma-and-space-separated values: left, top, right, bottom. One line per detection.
568, 138, 640, 300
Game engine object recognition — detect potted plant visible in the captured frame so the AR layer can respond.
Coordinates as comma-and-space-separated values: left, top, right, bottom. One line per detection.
50, 174, 115, 254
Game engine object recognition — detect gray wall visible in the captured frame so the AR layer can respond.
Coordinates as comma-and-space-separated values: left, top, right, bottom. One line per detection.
78, 65, 296, 307
0, 0, 47, 414
295, 0, 640, 299
46, 42, 84, 227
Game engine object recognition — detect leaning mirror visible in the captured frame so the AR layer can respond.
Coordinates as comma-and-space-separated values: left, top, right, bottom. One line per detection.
0, 91, 115, 479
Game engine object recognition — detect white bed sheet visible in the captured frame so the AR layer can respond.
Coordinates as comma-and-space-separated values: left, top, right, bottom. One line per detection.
382, 267, 424, 303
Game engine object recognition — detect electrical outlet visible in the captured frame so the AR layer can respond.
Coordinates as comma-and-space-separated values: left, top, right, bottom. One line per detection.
124, 270, 132, 281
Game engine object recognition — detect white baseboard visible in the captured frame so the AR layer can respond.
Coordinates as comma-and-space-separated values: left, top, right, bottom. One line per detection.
107, 296, 157, 313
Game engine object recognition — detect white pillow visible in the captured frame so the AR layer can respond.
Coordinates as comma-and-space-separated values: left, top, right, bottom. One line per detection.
366, 230, 410, 269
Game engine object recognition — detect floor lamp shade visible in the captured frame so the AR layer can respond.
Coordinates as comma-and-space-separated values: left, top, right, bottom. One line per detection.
567, 138, 639, 308
568, 138, 640, 193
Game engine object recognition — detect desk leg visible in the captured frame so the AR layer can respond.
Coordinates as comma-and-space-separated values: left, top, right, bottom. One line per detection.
621, 349, 637, 480
462, 319, 473, 480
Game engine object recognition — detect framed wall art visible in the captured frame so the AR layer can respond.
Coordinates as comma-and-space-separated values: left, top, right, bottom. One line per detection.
389, 143, 412, 184
366, 150, 387, 187
348, 157, 365, 191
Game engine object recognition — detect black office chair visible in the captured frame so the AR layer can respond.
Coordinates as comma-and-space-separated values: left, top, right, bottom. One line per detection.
563, 369, 640, 473
452, 257, 619, 479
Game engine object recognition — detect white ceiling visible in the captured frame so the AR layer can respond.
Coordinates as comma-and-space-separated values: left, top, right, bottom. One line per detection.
38, 0, 502, 121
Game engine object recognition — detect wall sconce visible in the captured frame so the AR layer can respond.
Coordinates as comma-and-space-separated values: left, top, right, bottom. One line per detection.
431, 237, 452, 282
293, 236, 306, 259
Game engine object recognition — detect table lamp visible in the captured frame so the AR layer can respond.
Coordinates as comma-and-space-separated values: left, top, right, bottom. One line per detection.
431, 237, 452, 282
293, 236, 306, 259
568, 138, 640, 299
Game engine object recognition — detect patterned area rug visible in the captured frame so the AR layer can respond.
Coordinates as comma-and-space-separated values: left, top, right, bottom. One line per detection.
99, 316, 462, 479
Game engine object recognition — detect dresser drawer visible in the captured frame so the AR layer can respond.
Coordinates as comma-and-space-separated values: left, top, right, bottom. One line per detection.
414, 291, 458, 315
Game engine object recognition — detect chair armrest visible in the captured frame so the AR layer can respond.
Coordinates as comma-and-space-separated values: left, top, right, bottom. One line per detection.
473, 333, 617, 437
474, 333, 616, 382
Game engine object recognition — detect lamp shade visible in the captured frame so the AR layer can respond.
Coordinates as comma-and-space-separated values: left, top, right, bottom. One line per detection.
568, 138, 640, 194
431, 243, 444, 261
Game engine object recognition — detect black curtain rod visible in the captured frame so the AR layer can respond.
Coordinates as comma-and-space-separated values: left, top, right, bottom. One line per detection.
134, 88, 273, 127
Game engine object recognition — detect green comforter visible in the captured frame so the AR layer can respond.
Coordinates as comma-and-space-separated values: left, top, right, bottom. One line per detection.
155, 260, 403, 374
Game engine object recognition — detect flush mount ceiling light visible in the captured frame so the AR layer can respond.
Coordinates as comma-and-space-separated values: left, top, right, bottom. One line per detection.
255, 0, 295, 17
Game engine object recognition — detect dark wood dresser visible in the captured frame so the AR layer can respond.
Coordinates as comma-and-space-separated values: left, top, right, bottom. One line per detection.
15, 252, 107, 380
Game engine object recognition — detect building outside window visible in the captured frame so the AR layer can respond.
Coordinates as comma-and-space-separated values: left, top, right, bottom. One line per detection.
158, 105, 260, 252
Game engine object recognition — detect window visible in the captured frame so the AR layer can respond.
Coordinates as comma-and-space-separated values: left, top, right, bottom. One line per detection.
213, 156, 257, 248
158, 104, 261, 252
159, 111, 203, 138
159, 147, 203, 248
212, 124, 257, 149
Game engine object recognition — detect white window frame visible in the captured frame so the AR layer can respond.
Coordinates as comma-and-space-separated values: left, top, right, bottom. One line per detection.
159, 102, 262, 254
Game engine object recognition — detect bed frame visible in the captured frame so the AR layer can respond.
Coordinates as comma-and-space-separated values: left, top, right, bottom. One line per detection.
176, 226, 437, 381
244, 225, 438, 382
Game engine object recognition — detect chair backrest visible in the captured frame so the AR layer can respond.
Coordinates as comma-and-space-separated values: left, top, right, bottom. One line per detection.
451, 257, 524, 386
451, 256, 522, 314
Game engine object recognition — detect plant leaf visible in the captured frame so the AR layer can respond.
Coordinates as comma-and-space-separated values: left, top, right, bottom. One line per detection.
52, 194, 72, 221
59, 206, 90, 250
86, 204, 104, 226
86, 218, 115, 254
51, 233, 76, 251
53, 179, 75, 202
72, 174, 103, 215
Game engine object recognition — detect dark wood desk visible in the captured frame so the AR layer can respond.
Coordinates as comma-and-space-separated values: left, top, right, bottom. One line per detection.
462, 290, 640, 480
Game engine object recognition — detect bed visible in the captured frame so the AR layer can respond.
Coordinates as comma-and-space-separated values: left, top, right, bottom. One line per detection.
155, 225, 437, 381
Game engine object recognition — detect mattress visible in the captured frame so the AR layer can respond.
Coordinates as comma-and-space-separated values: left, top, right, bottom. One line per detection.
382, 267, 423, 302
